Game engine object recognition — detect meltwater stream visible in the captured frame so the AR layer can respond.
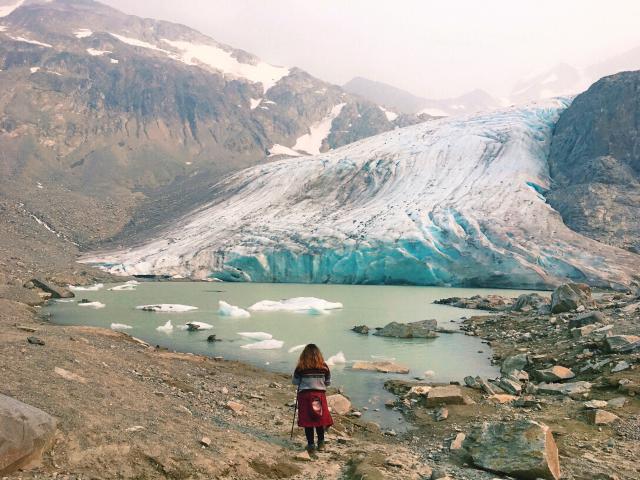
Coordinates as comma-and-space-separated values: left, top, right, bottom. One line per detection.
46, 282, 542, 431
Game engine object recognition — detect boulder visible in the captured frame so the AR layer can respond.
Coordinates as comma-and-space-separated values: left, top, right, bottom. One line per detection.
583, 400, 608, 410
327, 394, 351, 415
373, 319, 438, 338
225, 401, 245, 413
586, 409, 619, 425
498, 377, 522, 395
435, 295, 514, 311
405, 385, 432, 397
450, 432, 466, 450
26, 278, 74, 299
568, 311, 605, 329
605, 335, 640, 353
550, 283, 594, 313
434, 407, 448, 421
426, 385, 471, 406
537, 381, 592, 397
488, 394, 517, 404
352, 360, 410, 374
535, 366, 575, 383
463, 419, 560, 480
0, 394, 57, 475
570, 324, 598, 338
501, 353, 529, 375
351, 325, 370, 335
512, 293, 549, 312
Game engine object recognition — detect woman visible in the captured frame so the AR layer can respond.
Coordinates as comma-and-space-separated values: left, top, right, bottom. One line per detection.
292, 344, 333, 453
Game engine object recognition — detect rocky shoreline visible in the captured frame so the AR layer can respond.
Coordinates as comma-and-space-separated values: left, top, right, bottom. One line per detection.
1, 278, 638, 479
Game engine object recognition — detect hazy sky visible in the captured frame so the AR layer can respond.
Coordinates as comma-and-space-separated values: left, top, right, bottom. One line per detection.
102, 0, 640, 99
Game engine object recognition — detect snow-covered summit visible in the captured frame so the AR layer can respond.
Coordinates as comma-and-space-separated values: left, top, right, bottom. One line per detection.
86, 98, 640, 289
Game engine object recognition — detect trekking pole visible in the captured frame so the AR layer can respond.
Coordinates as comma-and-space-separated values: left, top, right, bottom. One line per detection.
290, 384, 300, 439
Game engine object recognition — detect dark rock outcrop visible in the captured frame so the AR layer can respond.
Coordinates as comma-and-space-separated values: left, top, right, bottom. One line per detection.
547, 71, 640, 254
373, 319, 438, 338
26, 278, 74, 299
550, 283, 594, 313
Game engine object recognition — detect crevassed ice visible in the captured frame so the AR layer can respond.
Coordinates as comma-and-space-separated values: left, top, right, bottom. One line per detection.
85, 98, 640, 289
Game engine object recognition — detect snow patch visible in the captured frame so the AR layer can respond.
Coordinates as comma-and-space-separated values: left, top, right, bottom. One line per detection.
238, 332, 272, 341
0, 0, 23, 18
240, 339, 284, 350
29, 66, 39, 73
110, 33, 170, 54
418, 107, 448, 117
161, 39, 289, 93
111, 323, 132, 330
87, 48, 111, 56
73, 29, 92, 39
292, 103, 346, 155
110, 58, 119, 64
248, 297, 343, 314
380, 106, 398, 122
217, 300, 250, 318
268, 144, 302, 157
8, 35, 51, 47
136, 304, 198, 313
250, 98, 261, 109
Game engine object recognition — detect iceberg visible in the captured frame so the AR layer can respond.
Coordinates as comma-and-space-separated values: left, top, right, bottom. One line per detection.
78, 301, 105, 309
109, 280, 139, 291
217, 300, 250, 318
240, 339, 284, 350
288, 344, 306, 353
136, 304, 198, 313
248, 297, 343, 314
111, 323, 133, 330
326, 351, 346, 366
84, 98, 640, 289
69, 283, 104, 291
186, 321, 213, 330
156, 320, 174, 333
238, 332, 273, 341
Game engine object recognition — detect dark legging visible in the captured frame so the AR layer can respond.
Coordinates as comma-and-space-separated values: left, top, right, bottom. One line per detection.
304, 426, 325, 445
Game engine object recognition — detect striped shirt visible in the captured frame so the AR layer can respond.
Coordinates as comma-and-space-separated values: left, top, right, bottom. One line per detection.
292, 363, 331, 391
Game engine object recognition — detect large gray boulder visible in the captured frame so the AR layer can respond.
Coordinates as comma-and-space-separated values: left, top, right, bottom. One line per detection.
500, 353, 530, 375
550, 283, 594, 313
512, 293, 549, 312
463, 419, 560, 480
0, 394, 57, 475
373, 319, 438, 338
26, 278, 74, 299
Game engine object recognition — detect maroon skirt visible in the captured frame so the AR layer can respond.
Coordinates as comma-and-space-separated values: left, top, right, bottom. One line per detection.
297, 389, 334, 428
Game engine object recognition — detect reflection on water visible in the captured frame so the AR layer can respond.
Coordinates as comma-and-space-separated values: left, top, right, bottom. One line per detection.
47, 282, 543, 430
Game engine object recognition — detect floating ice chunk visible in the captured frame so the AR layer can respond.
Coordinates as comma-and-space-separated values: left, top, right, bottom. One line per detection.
136, 304, 198, 313
186, 321, 213, 330
78, 301, 105, 309
241, 339, 284, 350
307, 307, 330, 315
55, 298, 74, 303
288, 344, 306, 353
109, 283, 136, 291
217, 300, 250, 318
111, 323, 132, 330
238, 331, 272, 341
248, 297, 343, 314
424, 370, 435, 378
156, 320, 173, 333
69, 283, 104, 291
326, 351, 346, 366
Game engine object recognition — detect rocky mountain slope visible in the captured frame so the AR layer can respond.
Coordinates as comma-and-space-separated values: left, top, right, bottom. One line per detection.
547, 71, 640, 254
87, 98, 640, 289
0, 0, 420, 257
343, 76, 502, 117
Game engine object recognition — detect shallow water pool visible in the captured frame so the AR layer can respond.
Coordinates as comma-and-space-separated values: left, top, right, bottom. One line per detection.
47, 281, 543, 430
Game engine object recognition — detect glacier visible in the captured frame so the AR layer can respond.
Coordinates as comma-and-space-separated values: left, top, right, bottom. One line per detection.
86, 99, 640, 289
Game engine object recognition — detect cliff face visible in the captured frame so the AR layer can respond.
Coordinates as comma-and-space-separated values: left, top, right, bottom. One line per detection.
0, 0, 421, 248
547, 71, 640, 254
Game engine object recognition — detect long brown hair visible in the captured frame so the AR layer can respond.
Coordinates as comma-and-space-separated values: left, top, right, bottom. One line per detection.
296, 344, 326, 371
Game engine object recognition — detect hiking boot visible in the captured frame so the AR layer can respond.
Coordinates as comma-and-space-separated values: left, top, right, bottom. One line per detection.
305, 444, 316, 455
316, 441, 326, 452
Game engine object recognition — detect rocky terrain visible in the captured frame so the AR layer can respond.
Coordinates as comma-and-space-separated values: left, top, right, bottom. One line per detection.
547, 71, 640, 254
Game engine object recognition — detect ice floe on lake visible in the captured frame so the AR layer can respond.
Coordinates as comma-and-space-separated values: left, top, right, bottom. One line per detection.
326, 351, 346, 366
136, 304, 198, 313
109, 281, 139, 291
240, 339, 284, 350
217, 300, 250, 318
238, 332, 272, 341
111, 323, 133, 330
288, 344, 306, 353
78, 301, 105, 309
69, 283, 104, 291
156, 320, 174, 333
248, 297, 342, 314
186, 321, 213, 330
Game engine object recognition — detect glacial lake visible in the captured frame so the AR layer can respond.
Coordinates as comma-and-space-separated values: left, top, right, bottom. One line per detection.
46, 281, 543, 430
